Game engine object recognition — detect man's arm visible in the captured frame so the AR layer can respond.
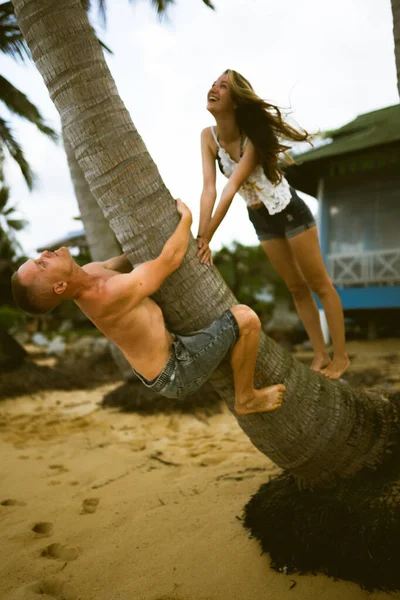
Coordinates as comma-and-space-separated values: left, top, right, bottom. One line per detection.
106, 199, 192, 304
102, 254, 133, 273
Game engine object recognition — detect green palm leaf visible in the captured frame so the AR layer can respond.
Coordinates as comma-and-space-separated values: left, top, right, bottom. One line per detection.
0, 1, 29, 61
0, 183, 8, 209
6, 217, 26, 230
0, 184, 25, 257
0, 75, 58, 140
88, 0, 214, 25
0, 117, 35, 188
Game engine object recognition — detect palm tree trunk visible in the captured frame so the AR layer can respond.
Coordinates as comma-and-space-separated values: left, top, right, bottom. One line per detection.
392, 0, 400, 97
63, 130, 138, 379
12, 0, 400, 488
63, 130, 121, 262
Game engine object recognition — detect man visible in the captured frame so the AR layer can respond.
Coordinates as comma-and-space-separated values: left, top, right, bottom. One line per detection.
11, 200, 285, 415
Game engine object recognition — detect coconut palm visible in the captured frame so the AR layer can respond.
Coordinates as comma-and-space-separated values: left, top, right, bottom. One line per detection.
392, 0, 400, 96
62, 0, 215, 377
62, 0, 215, 267
0, 1, 57, 188
11, 0, 400, 588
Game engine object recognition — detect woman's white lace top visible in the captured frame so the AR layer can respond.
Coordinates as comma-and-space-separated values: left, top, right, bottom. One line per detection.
211, 127, 291, 214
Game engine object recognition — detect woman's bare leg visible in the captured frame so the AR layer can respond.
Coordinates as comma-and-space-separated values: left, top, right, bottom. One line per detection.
229, 305, 285, 415
261, 239, 331, 372
289, 227, 349, 379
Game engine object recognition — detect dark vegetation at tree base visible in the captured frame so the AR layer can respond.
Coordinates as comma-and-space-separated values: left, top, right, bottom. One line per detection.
0, 328, 26, 370
0, 346, 223, 414
101, 379, 223, 415
0, 352, 120, 401
244, 392, 400, 592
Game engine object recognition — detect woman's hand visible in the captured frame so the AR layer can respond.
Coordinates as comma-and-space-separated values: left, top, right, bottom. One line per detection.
196, 236, 214, 266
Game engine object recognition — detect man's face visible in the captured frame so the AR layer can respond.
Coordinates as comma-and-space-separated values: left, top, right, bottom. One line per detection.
18, 247, 75, 290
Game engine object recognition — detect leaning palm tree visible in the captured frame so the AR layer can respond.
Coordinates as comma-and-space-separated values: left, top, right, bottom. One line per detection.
63, 0, 215, 377
61, 0, 215, 267
12, 0, 400, 589
392, 0, 400, 96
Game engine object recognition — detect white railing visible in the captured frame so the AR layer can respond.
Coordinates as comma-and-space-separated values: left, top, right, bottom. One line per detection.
327, 249, 400, 286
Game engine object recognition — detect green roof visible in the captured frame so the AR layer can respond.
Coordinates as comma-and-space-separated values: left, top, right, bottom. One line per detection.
291, 104, 400, 164
286, 104, 400, 196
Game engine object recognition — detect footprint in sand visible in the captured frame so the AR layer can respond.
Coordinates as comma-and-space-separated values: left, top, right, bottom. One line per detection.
6, 576, 77, 600
48, 464, 69, 474
32, 522, 53, 536
81, 497, 99, 514
1, 499, 26, 507
41, 543, 80, 561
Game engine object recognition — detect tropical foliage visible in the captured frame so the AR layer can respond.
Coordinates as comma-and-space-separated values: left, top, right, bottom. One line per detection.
0, 184, 25, 259
213, 242, 292, 318
0, 0, 57, 189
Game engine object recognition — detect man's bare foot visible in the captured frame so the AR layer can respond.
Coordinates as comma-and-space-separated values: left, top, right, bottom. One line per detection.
235, 384, 286, 416
320, 354, 350, 379
311, 353, 331, 373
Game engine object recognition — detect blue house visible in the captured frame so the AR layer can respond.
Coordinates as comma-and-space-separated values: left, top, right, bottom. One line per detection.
286, 104, 400, 327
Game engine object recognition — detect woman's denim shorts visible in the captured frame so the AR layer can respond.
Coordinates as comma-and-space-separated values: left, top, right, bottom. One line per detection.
248, 187, 316, 242
132, 310, 240, 399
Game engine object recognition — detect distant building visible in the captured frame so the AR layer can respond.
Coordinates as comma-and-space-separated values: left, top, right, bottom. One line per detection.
286, 104, 400, 314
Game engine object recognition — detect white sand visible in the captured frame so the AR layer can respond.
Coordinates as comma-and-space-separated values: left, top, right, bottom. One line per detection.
1, 340, 399, 600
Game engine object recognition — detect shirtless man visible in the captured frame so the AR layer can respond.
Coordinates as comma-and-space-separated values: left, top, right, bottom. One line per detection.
11, 200, 285, 416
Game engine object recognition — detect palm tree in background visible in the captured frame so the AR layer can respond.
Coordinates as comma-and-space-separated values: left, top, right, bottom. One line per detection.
0, 1, 57, 189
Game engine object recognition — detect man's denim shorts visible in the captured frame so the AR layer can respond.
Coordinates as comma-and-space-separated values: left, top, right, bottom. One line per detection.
247, 187, 316, 242
132, 310, 240, 399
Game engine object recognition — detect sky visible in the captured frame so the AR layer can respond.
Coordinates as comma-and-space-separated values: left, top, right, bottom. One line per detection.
1, 0, 398, 255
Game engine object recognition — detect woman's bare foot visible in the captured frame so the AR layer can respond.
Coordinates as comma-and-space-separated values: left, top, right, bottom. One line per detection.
311, 353, 331, 373
320, 354, 350, 379
235, 384, 286, 416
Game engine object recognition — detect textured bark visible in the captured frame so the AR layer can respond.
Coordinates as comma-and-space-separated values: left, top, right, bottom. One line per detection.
392, 0, 400, 97
63, 130, 134, 379
12, 0, 400, 487
63, 130, 121, 262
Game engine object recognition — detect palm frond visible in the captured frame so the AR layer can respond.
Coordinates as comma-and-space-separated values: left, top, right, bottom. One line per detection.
6, 217, 27, 231
0, 147, 5, 185
0, 117, 35, 189
0, 184, 24, 256
98, 36, 113, 54
0, 1, 30, 62
128, 0, 214, 19
0, 75, 58, 141
0, 183, 9, 210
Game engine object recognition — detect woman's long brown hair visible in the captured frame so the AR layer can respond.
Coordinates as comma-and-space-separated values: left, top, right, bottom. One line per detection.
225, 69, 312, 185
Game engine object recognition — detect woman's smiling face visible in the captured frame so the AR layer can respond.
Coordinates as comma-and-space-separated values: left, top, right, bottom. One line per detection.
206, 74, 235, 115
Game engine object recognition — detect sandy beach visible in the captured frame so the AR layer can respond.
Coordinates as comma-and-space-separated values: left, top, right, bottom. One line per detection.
1, 339, 399, 600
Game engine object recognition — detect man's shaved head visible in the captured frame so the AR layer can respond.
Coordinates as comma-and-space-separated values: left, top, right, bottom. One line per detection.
11, 248, 75, 315
11, 270, 60, 315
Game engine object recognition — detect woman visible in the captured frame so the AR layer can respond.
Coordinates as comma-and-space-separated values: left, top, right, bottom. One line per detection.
197, 69, 349, 379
